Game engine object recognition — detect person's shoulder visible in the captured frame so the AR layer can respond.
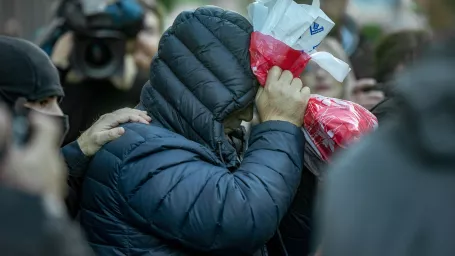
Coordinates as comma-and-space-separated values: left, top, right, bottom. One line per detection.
105, 123, 219, 164
122, 122, 182, 141
112, 124, 223, 196
105, 123, 187, 153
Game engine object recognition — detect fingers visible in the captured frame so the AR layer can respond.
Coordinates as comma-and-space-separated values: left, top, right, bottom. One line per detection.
28, 112, 61, 150
290, 77, 303, 91
266, 66, 296, 90
300, 86, 311, 100
291, 78, 310, 103
279, 70, 294, 85
368, 90, 385, 101
50, 32, 74, 67
363, 91, 385, 110
96, 127, 125, 144
265, 66, 282, 88
136, 32, 157, 57
353, 78, 378, 94
356, 78, 376, 87
105, 108, 152, 127
114, 108, 150, 120
137, 110, 151, 121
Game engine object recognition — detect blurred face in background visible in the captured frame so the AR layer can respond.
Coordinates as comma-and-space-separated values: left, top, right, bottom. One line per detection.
301, 62, 344, 99
132, 10, 161, 71
300, 38, 352, 99
24, 96, 63, 116
2, 18, 22, 38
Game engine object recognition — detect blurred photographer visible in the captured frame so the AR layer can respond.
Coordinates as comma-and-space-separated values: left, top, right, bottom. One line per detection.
0, 101, 93, 256
0, 35, 151, 218
41, 0, 163, 145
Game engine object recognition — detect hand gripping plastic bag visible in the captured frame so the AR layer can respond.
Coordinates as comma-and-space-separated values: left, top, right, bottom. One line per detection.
248, 0, 351, 86
247, 0, 377, 179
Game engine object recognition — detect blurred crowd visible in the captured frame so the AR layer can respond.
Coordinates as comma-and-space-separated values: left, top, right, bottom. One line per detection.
0, 0, 454, 255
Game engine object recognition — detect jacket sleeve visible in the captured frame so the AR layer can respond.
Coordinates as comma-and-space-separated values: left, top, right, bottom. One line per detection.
61, 141, 91, 218
122, 121, 305, 254
61, 141, 91, 178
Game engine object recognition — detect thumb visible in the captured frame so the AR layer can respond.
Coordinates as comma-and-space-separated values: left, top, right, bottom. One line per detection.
255, 86, 264, 102
97, 127, 125, 145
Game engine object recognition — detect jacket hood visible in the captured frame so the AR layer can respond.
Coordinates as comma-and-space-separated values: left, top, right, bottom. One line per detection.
138, 6, 256, 167
0, 36, 64, 106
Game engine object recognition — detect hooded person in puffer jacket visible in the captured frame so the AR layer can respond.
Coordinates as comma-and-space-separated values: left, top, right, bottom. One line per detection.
79, 6, 311, 256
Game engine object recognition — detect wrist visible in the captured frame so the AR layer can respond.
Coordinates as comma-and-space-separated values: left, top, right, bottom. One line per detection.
76, 133, 93, 157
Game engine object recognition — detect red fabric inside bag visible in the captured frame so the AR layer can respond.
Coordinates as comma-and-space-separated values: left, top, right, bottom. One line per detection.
249, 31, 311, 86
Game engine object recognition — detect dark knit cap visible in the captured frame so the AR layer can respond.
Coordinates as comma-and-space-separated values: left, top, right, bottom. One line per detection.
0, 36, 64, 106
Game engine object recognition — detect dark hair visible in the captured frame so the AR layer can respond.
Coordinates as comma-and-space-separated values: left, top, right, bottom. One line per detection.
375, 30, 430, 84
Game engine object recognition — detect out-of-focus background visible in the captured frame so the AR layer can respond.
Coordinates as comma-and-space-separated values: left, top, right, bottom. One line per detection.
0, 0, 427, 40
0, 0, 430, 115
1, 0, 429, 113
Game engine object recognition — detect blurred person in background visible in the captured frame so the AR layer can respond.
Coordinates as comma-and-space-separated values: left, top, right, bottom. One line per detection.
318, 0, 361, 60
319, 0, 379, 82
50, 0, 164, 145
1, 18, 23, 38
300, 37, 355, 100
0, 101, 93, 256
370, 29, 431, 122
320, 0, 386, 110
316, 0, 455, 255
375, 30, 431, 90
300, 36, 384, 110
0, 35, 151, 218
350, 78, 385, 110
79, 6, 310, 255
295, 0, 384, 109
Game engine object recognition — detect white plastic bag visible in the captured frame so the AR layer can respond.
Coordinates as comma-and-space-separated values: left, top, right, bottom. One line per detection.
247, 0, 351, 83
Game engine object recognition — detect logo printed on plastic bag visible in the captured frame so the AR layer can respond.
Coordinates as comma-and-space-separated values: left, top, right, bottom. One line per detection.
310, 22, 324, 35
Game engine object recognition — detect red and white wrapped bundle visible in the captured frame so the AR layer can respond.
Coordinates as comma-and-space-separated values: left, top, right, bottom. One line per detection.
304, 95, 378, 162
248, 0, 378, 173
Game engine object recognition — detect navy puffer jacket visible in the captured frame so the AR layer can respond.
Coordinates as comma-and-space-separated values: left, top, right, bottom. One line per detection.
80, 6, 305, 256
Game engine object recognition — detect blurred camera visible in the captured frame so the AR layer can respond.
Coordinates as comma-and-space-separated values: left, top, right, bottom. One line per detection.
59, 0, 144, 79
